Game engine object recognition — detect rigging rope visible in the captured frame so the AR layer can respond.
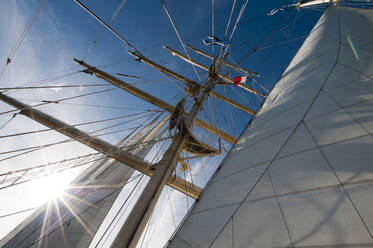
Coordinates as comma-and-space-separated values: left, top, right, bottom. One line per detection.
0, 88, 118, 116
0, 110, 157, 139
0, 154, 105, 190
0, 207, 38, 219
0, 113, 17, 130
0, 113, 157, 156
0, 0, 48, 81
0, 84, 111, 91
224, 0, 237, 40
74, 0, 143, 56
57, 102, 157, 112
98, 176, 145, 247
0, 114, 161, 163
219, 0, 250, 59
83, 0, 129, 60
234, 9, 297, 70
212, 0, 215, 54
166, 187, 177, 228
24, 173, 143, 248
6, 70, 82, 94
161, 0, 202, 81
96, 125, 171, 247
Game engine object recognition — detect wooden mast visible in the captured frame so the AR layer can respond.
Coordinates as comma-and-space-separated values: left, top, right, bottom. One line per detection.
110, 61, 222, 248
68, 2, 260, 248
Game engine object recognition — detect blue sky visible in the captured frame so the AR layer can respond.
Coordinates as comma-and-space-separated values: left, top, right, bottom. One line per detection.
0, 0, 324, 247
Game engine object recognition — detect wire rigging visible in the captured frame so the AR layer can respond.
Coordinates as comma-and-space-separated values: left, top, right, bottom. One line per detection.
0, 0, 48, 81
0, 84, 111, 91
0, 153, 105, 190
0, 88, 118, 116
0, 207, 38, 219
0, 110, 159, 140
0, 116, 164, 163
224, 0, 237, 40
0, 112, 158, 157
220, 0, 250, 59
83, 0, 129, 60
96, 174, 145, 248
161, 0, 202, 81
74, 0, 144, 56
6, 69, 82, 94
0, 113, 17, 130
24, 173, 144, 248
235, 9, 297, 70
212, 0, 215, 54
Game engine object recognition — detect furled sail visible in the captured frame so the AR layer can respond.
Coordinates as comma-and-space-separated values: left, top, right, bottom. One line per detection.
166, 6, 373, 248
0, 114, 168, 248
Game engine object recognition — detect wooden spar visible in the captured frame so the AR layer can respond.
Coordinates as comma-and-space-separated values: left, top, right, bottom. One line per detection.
185, 44, 259, 76
0, 92, 201, 199
128, 51, 256, 115
163, 45, 266, 97
74, 59, 238, 144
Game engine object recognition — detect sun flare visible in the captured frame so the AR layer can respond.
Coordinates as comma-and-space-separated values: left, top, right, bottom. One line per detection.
30, 173, 71, 205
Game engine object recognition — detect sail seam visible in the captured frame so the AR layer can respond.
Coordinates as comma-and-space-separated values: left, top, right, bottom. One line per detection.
303, 111, 373, 240
321, 63, 371, 92
191, 177, 373, 216
337, 61, 373, 80
214, 124, 373, 184
268, 171, 295, 247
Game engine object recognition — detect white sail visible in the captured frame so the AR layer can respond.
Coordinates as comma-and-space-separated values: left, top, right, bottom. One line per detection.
0, 114, 167, 248
166, 6, 373, 248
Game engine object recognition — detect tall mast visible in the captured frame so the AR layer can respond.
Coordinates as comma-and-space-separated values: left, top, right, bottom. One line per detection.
110, 61, 222, 248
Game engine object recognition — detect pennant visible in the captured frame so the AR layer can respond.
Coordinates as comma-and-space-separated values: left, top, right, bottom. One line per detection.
233, 76, 247, 86
267, 8, 284, 16
202, 36, 226, 46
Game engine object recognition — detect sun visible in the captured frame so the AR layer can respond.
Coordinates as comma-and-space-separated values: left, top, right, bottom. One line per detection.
29, 172, 72, 205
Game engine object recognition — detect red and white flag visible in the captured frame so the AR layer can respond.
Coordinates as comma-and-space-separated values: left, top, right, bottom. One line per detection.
233, 76, 247, 86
